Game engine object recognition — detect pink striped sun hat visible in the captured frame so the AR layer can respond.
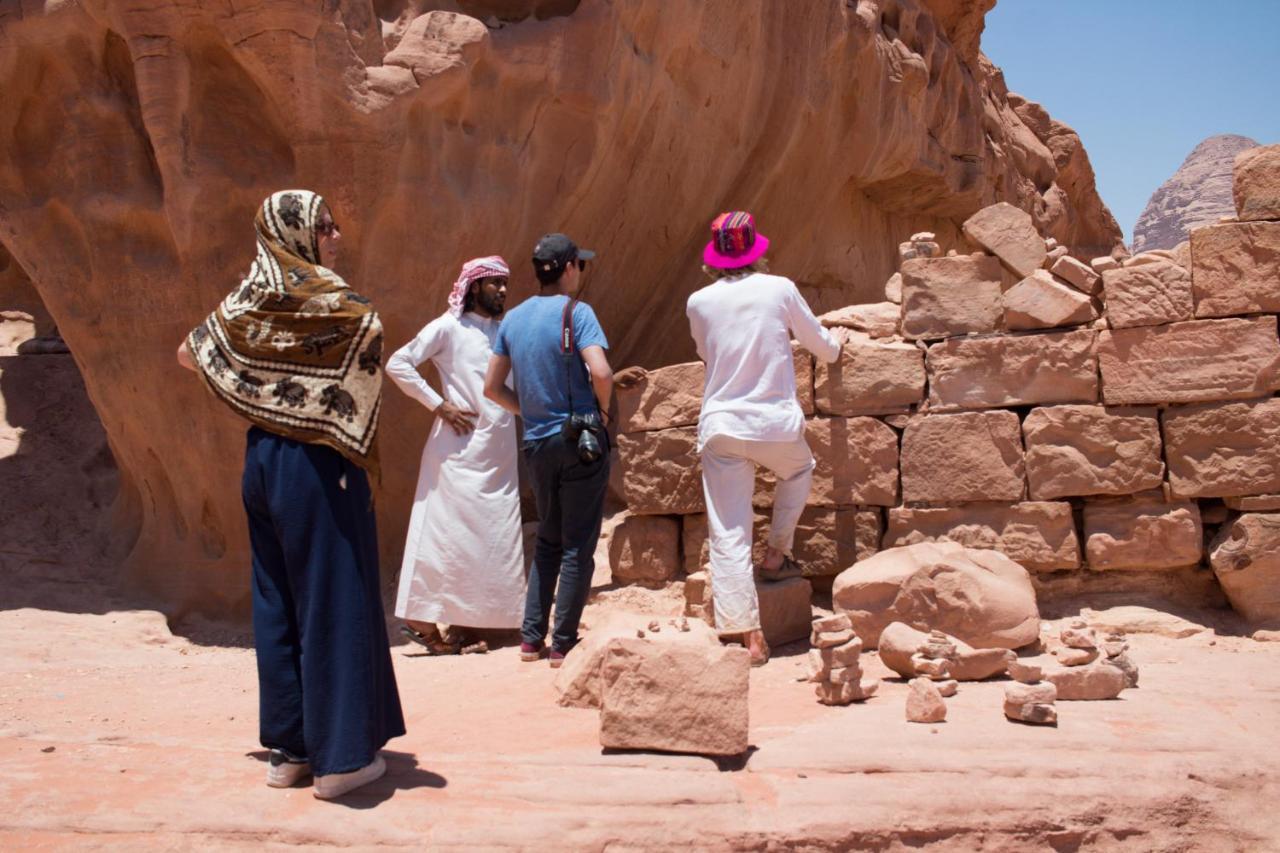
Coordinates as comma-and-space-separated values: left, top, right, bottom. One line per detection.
703, 210, 770, 269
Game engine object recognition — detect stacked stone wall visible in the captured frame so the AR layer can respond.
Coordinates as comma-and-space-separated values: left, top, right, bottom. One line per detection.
613, 145, 1280, 626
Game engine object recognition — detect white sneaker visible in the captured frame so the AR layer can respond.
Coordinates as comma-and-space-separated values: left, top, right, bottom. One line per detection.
313, 753, 387, 800
266, 749, 311, 788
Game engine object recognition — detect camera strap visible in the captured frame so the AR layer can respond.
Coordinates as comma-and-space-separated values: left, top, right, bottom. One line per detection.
560, 295, 603, 426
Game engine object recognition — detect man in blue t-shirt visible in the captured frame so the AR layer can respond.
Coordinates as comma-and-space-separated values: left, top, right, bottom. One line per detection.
484, 233, 614, 666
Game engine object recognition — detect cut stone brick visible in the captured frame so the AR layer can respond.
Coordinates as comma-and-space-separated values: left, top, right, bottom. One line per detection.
900, 254, 1004, 340
1091, 256, 1120, 273
1232, 143, 1280, 222
818, 302, 900, 338
1097, 317, 1280, 405
754, 417, 899, 507
900, 411, 1025, 504
1083, 497, 1203, 570
757, 577, 814, 646
1101, 259, 1193, 328
1002, 269, 1097, 330
617, 426, 704, 515
1050, 255, 1102, 296
1023, 405, 1164, 499
614, 360, 704, 434
814, 330, 925, 416
1190, 221, 1280, 318
961, 202, 1047, 277
608, 515, 681, 586
1163, 398, 1280, 498
926, 329, 1097, 410
884, 502, 1079, 571
1224, 495, 1280, 511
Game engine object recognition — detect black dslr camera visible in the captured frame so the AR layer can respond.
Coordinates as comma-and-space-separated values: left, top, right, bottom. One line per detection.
562, 411, 604, 463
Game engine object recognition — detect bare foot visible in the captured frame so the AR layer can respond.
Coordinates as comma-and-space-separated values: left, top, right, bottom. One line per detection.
746, 629, 770, 667
761, 546, 784, 573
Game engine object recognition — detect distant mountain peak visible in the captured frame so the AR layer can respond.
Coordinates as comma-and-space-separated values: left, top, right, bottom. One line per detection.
1132, 134, 1259, 253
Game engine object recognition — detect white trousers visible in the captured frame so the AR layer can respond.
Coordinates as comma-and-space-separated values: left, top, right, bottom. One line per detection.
700, 433, 815, 635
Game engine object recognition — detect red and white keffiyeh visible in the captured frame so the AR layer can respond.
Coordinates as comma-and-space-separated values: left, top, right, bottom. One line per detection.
447, 255, 510, 317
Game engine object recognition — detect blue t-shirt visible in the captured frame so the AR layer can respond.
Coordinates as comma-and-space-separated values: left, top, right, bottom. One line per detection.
494, 294, 609, 441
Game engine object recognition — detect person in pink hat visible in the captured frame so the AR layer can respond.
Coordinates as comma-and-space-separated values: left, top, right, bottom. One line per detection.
685, 212, 839, 665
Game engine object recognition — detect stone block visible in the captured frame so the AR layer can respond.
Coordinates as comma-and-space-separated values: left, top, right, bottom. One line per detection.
1224, 495, 1280, 511
961, 202, 1047, 277
1090, 256, 1120, 273
1163, 398, 1280, 497
885, 271, 903, 304
1190, 221, 1280, 317
814, 331, 924, 416
884, 502, 1079, 572
599, 638, 749, 756
754, 417, 899, 508
1233, 143, 1280, 222
681, 507, 881, 578
1023, 405, 1164, 499
1209, 513, 1280, 624
900, 411, 1025, 504
616, 426, 705, 515
900, 255, 1004, 340
757, 577, 813, 646
1003, 269, 1097, 330
614, 360, 704, 434
1083, 497, 1203, 570
1051, 255, 1102, 296
1101, 259, 1193, 328
1043, 663, 1126, 700
791, 341, 815, 416
608, 515, 681, 586
926, 329, 1097, 410
815, 678, 880, 705
819, 302, 901, 338
1097, 317, 1280, 405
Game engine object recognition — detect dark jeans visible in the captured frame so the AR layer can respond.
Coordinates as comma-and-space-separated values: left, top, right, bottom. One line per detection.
242, 427, 406, 776
522, 432, 610, 652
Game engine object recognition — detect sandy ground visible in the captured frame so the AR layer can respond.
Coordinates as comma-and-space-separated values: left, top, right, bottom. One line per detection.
2, 600, 1279, 851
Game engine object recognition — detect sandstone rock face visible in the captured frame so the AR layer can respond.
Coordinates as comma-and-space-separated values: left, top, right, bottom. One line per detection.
832, 541, 1040, 649
1232, 143, 1280, 222
1163, 399, 1280, 498
754, 417, 899, 508
614, 362, 704, 433
899, 255, 1004, 340
0, 1, 1125, 616
617, 427, 704, 515
885, 502, 1079, 572
900, 411, 1025, 504
608, 515, 681, 586
1022, 405, 1164, 499
1002, 270, 1096, 330
1132, 134, 1259, 253
682, 508, 880, 578
925, 330, 1097, 410
1083, 498, 1203, 571
598, 638, 749, 756
1190, 222, 1280, 318
1101, 260, 1193, 329
962, 202, 1046, 277
814, 332, 925, 416
1209, 514, 1280, 625
1097, 317, 1280, 405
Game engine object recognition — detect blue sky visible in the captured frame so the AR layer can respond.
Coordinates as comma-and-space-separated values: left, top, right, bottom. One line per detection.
983, 1, 1280, 244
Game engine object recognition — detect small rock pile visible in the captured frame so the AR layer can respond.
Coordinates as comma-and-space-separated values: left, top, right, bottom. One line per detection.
878, 620, 1014, 682
1043, 621, 1136, 701
1004, 676, 1059, 726
808, 614, 880, 706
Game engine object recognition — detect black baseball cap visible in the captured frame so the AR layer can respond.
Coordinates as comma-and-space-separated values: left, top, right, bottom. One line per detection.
532, 233, 595, 274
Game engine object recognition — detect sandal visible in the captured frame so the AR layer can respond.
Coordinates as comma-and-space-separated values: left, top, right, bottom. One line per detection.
459, 640, 489, 655
757, 556, 803, 582
400, 625, 460, 655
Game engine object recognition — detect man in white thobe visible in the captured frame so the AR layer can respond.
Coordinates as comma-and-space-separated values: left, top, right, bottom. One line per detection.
686, 211, 840, 666
386, 256, 524, 654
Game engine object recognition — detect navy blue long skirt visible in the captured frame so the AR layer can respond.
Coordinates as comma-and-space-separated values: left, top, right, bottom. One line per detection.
241, 427, 405, 776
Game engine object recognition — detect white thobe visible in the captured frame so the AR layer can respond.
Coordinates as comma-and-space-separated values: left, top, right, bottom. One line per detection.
686, 273, 840, 634
387, 311, 524, 628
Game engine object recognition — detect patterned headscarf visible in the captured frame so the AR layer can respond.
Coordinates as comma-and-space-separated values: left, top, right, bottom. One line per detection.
448, 255, 510, 317
186, 190, 384, 479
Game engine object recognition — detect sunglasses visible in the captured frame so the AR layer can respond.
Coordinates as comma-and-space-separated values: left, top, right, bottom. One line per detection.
316, 219, 340, 237
575, 258, 587, 271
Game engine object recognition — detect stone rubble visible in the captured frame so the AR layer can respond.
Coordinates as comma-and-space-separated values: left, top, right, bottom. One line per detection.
809, 614, 880, 706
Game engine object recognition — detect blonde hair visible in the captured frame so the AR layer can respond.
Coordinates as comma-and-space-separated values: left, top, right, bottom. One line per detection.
702, 257, 770, 281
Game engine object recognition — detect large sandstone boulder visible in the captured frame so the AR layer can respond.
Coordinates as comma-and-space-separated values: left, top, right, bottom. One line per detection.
1232, 143, 1280, 222
1209, 514, 1280, 625
885, 502, 1079, 572
598, 638, 749, 756
899, 255, 1004, 340
900, 411, 1025, 504
0, 0, 1124, 617
1022, 405, 1164, 499
1101, 260, 1193, 329
1097, 317, 1280, 406
1163, 398, 1280, 498
925, 330, 1097, 411
962, 202, 1046, 277
832, 541, 1040, 650
1190, 221, 1280, 318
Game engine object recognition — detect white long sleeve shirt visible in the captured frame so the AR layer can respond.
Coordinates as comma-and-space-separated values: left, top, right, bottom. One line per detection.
686, 272, 840, 450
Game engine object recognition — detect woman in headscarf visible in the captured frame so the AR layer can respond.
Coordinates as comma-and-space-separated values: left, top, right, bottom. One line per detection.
385, 256, 525, 655
177, 190, 405, 799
